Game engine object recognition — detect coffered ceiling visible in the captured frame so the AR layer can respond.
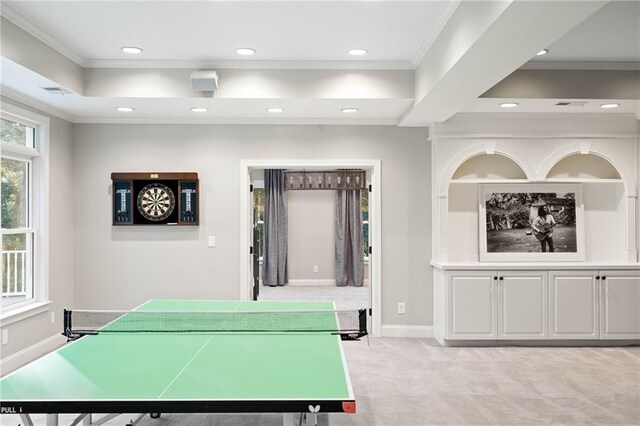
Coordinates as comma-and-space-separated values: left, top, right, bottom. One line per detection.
1, 1, 637, 124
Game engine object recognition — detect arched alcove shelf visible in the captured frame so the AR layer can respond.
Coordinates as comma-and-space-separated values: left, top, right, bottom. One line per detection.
451, 153, 528, 181
438, 144, 536, 197
538, 146, 635, 197
546, 153, 621, 180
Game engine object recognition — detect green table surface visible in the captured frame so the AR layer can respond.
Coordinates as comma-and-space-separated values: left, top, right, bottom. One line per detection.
0, 300, 354, 402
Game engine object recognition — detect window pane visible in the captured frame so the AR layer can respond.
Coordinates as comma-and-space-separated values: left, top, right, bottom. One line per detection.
2, 233, 33, 307
1, 158, 29, 229
0, 118, 35, 148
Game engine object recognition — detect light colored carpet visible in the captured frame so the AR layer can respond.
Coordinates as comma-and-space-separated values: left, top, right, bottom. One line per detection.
4, 338, 639, 425
259, 284, 370, 311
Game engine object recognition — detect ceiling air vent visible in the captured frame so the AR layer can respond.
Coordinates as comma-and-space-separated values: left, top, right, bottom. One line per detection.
555, 102, 587, 107
41, 87, 73, 96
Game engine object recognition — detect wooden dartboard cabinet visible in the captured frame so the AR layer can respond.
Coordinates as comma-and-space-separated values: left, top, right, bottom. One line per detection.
111, 172, 199, 226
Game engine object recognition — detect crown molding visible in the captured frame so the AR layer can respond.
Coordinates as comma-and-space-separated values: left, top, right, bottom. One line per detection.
84, 59, 414, 70
521, 61, 640, 71
0, 4, 87, 67
453, 112, 639, 120
411, 0, 460, 68
72, 117, 401, 125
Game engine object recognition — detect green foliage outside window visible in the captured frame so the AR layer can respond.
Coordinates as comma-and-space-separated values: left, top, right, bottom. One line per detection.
1, 119, 33, 251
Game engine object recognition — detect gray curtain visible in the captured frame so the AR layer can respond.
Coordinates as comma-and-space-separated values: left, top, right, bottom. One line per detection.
335, 189, 364, 287
263, 169, 288, 286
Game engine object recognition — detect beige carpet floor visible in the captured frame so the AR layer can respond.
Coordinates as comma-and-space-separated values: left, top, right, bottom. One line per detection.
3, 338, 639, 426
258, 284, 370, 310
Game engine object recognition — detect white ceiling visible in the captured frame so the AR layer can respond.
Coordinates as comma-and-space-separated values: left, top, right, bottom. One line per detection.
1, 1, 638, 123
529, 1, 640, 65
3, 1, 455, 68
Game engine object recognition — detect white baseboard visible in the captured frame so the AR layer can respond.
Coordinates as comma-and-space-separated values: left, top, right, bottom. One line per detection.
0, 333, 67, 376
286, 279, 336, 286
381, 325, 434, 338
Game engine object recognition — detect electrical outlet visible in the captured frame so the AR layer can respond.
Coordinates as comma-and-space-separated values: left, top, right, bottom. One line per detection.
397, 302, 406, 314
313, 265, 319, 273
2, 329, 8, 345
51, 311, 55, 324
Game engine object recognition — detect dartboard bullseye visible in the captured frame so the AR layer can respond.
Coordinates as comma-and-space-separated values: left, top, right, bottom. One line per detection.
136, 183, 176, 221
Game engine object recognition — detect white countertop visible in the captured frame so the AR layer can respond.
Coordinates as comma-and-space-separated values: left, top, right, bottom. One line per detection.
431, 261, 640, 271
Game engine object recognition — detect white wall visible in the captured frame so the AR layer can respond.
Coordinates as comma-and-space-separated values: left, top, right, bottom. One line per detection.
72, 124, 431, 327
0, 98, 74, 366
288, 190, 335, 283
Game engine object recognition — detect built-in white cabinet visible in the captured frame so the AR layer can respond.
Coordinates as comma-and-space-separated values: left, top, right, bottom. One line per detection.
549, 271, 599, 339
549, 270, 640, 340
446, 270, 547, 340
498, 272, 547, 339
438, 267, 639, 344
447, 272, 497, 339
600, 271, 640, 339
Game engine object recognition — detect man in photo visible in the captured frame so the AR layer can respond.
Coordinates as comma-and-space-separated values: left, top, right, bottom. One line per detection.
531, 205, 557, 252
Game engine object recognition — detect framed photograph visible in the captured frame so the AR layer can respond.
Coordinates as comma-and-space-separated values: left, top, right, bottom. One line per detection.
479, 184, 584, 261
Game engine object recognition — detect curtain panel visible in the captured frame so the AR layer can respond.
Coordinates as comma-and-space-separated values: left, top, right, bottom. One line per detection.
263, 169, 288, 286
335, 189, 364, 287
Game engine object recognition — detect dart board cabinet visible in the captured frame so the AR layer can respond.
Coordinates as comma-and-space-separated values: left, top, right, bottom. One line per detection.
111, 172, 199, 226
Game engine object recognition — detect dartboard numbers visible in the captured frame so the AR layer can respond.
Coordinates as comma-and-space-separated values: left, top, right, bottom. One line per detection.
137, 183, 176, 221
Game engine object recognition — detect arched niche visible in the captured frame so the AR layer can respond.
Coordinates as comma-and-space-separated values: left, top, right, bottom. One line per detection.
546, 154, 621, 180
452, 153, 528, 180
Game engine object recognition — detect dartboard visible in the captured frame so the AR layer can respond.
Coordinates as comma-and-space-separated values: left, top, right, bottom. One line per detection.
136, 183, 176, 221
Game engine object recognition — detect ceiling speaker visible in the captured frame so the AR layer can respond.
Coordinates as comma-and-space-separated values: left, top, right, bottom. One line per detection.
190, 71, 218, 92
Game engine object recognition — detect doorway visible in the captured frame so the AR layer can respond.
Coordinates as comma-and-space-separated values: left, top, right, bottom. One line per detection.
240, 159, 381, 336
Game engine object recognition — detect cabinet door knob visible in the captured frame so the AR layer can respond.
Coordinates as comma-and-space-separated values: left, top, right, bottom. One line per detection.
602, 276, 607, 280
499, 276, 504, 281
595, 276, 600, 280
493, 276, 498, 280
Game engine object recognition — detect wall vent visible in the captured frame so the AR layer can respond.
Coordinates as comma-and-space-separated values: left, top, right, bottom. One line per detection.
555, 101, 587, 107
41, 87, 73, 96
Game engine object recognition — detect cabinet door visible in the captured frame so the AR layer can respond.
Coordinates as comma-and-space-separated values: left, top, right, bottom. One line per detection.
447, 272, 497, 339
600, 271, 640, 339
498, 271, 547, 339
549, 271, 599, 339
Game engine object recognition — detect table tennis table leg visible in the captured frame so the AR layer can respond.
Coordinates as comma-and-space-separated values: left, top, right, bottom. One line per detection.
19, 414, 34, 426
283, 413, 324, 426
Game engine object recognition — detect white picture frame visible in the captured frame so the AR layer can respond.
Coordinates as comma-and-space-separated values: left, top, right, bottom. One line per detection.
479, 184, 585, 262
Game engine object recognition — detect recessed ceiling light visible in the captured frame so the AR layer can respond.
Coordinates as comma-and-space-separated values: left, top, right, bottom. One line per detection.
341, 108, 359, 113
236, 48, 256, 56
116, 107, 135, 112
191, 107, 208, 113
499, 102, 519, 108
267, 107, 284, 113
536, 49, 549, 56
600, 103, 620, 109
348, 49, 368, 56
121, 46, 143, 54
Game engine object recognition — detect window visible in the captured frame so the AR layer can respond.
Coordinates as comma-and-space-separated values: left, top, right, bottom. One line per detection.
1, 107, 48, 312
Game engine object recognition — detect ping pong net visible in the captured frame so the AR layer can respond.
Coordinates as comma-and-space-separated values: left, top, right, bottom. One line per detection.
63, 308, 368, 341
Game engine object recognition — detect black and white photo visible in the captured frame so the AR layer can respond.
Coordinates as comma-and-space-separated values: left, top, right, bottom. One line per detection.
479, 184, 585, 261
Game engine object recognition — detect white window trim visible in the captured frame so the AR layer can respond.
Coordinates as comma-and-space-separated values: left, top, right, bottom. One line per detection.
1, 103, 50, 319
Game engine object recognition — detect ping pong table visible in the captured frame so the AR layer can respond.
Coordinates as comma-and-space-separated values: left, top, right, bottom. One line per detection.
0, 300, 367, 426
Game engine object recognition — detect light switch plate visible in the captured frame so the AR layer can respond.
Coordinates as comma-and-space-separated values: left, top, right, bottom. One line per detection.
208, 236, 216, 247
